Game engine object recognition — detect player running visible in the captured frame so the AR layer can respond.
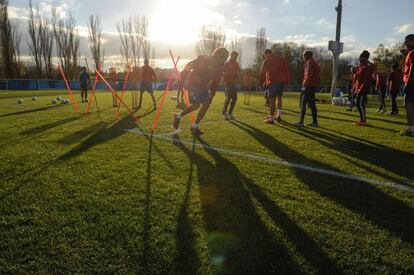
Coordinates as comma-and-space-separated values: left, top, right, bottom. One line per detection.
173, 47, 229, 136
260, 49, 290, 124
222, 51, 240, 120
354, 50, 374, 126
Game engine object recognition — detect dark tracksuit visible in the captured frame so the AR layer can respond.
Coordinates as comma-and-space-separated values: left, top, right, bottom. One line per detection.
376, 74, 387, 111
300, 58, 320, 123
79, 71, 90, 100
387, 69, 402, 114
355, 62, 374, 122
222, 59, 240, 114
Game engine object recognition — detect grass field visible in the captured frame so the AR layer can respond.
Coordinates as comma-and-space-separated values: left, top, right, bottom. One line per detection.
1, 89, 413, 274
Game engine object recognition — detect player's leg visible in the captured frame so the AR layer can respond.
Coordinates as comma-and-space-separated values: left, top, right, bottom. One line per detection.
228, 86, 238, 119
296, 89, 308, 126
308, 88, 318, 126
223, 84, 231, 119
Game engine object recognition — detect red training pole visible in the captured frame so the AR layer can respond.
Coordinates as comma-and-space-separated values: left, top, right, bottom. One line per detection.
116, 64, 132, 118
150, 53, 181, 132
86, 64, 103, 113
95, 70, 139, 123
58, 64, 80, 113
168, 50, 195, 123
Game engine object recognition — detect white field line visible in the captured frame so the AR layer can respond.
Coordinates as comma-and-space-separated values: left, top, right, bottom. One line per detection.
126, 128, 414, 193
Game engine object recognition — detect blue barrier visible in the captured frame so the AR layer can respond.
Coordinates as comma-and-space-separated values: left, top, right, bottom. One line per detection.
0, 79, 346, 93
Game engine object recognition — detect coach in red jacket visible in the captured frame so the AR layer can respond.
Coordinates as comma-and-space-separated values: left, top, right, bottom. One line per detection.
294, 50, 320, 127
399, 34, 414, 136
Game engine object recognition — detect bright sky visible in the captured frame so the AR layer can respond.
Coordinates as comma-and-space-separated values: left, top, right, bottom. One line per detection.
7, 0, 414, 67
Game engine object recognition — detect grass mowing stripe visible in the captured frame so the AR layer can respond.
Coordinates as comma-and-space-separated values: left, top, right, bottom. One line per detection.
127, 128, 414, 193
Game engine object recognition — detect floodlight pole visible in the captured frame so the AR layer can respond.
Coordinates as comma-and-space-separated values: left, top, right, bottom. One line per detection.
330, 0, 343, 99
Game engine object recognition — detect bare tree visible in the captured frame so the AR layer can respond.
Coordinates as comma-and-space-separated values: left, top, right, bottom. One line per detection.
196, 25, 226, 56
117, 19, 131, 67
140, 16, 151, 60
230, 37, 243, 68
40, 16, 53, 79
52, 9, 80, 79
150, 47, 156, 67
254, 27, 267, 67
0, 0, 21, 78
27, 0, 43, 78
87, 15, 104, 69
132, 16, 141, 66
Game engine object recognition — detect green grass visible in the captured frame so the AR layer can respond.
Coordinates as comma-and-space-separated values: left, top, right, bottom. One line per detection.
1, 89, 413, 274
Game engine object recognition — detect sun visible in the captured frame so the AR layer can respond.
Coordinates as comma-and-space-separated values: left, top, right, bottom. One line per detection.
149, 0, 214, 44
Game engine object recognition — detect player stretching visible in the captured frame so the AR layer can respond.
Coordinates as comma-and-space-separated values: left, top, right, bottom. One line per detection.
260, 49, 290, 124
173, 47, 229, 136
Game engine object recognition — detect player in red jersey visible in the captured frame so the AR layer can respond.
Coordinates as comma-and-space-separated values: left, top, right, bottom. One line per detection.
222, 51, 240, 120
387, 63, 403, 116
354, 50, 374, 126
138, 59, 157, 110
173, 47, 229, 136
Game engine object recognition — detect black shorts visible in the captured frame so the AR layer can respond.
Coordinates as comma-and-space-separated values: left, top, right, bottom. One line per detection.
404, 83, 414, 104
80, 83, 88, 90
267, 83, 285, 98
140, 81, 154, 93
224, 83, 237, 98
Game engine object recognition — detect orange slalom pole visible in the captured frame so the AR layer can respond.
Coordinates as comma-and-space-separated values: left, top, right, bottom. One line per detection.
150, 53, 181, 132
86, 64, 103, 113
95, 70, 138, 122
58, 64, 80, 113
169, 50, 195, 123
116, 64, 132, 118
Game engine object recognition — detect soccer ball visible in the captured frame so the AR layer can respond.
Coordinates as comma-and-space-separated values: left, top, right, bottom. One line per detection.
65, 99, 71, 105
32, 96, 37, 101
51, 99, 57, 104
56, 96, 62, 101
17, 99, 24, 104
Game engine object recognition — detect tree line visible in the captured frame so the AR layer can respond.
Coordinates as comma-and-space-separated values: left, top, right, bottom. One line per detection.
0, 0, 407, 86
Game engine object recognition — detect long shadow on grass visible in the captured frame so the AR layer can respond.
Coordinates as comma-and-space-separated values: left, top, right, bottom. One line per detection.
283, 124, 414, 184
173, 136, 201, 274
0, 105, 63, 118
58, 121, 109, 145
197, 137, 343, 274
233, 121, 414, 244
20, 116, 80, 136
172, 135, 304, 274
141, 133, 153, 273
334, 110, 407, 126
56, 116, 135, 161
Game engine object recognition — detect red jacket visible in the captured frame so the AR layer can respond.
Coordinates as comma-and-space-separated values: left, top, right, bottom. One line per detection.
387, 70, 402, 93
403, 50, 414, 85
302, 58, 320, 87
140, 65, 156, 82
260, 53, 290, 86
355, 62, 374, 93
222, 59, 240, 85
181, 55, 222, 94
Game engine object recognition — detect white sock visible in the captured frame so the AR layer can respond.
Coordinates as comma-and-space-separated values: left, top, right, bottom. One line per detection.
277, 109, 282, 117
176, 114, 182, 120
192, 123, 199, 129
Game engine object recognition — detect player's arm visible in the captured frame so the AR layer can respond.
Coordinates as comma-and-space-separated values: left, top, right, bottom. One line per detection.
259, 60, 267, 86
